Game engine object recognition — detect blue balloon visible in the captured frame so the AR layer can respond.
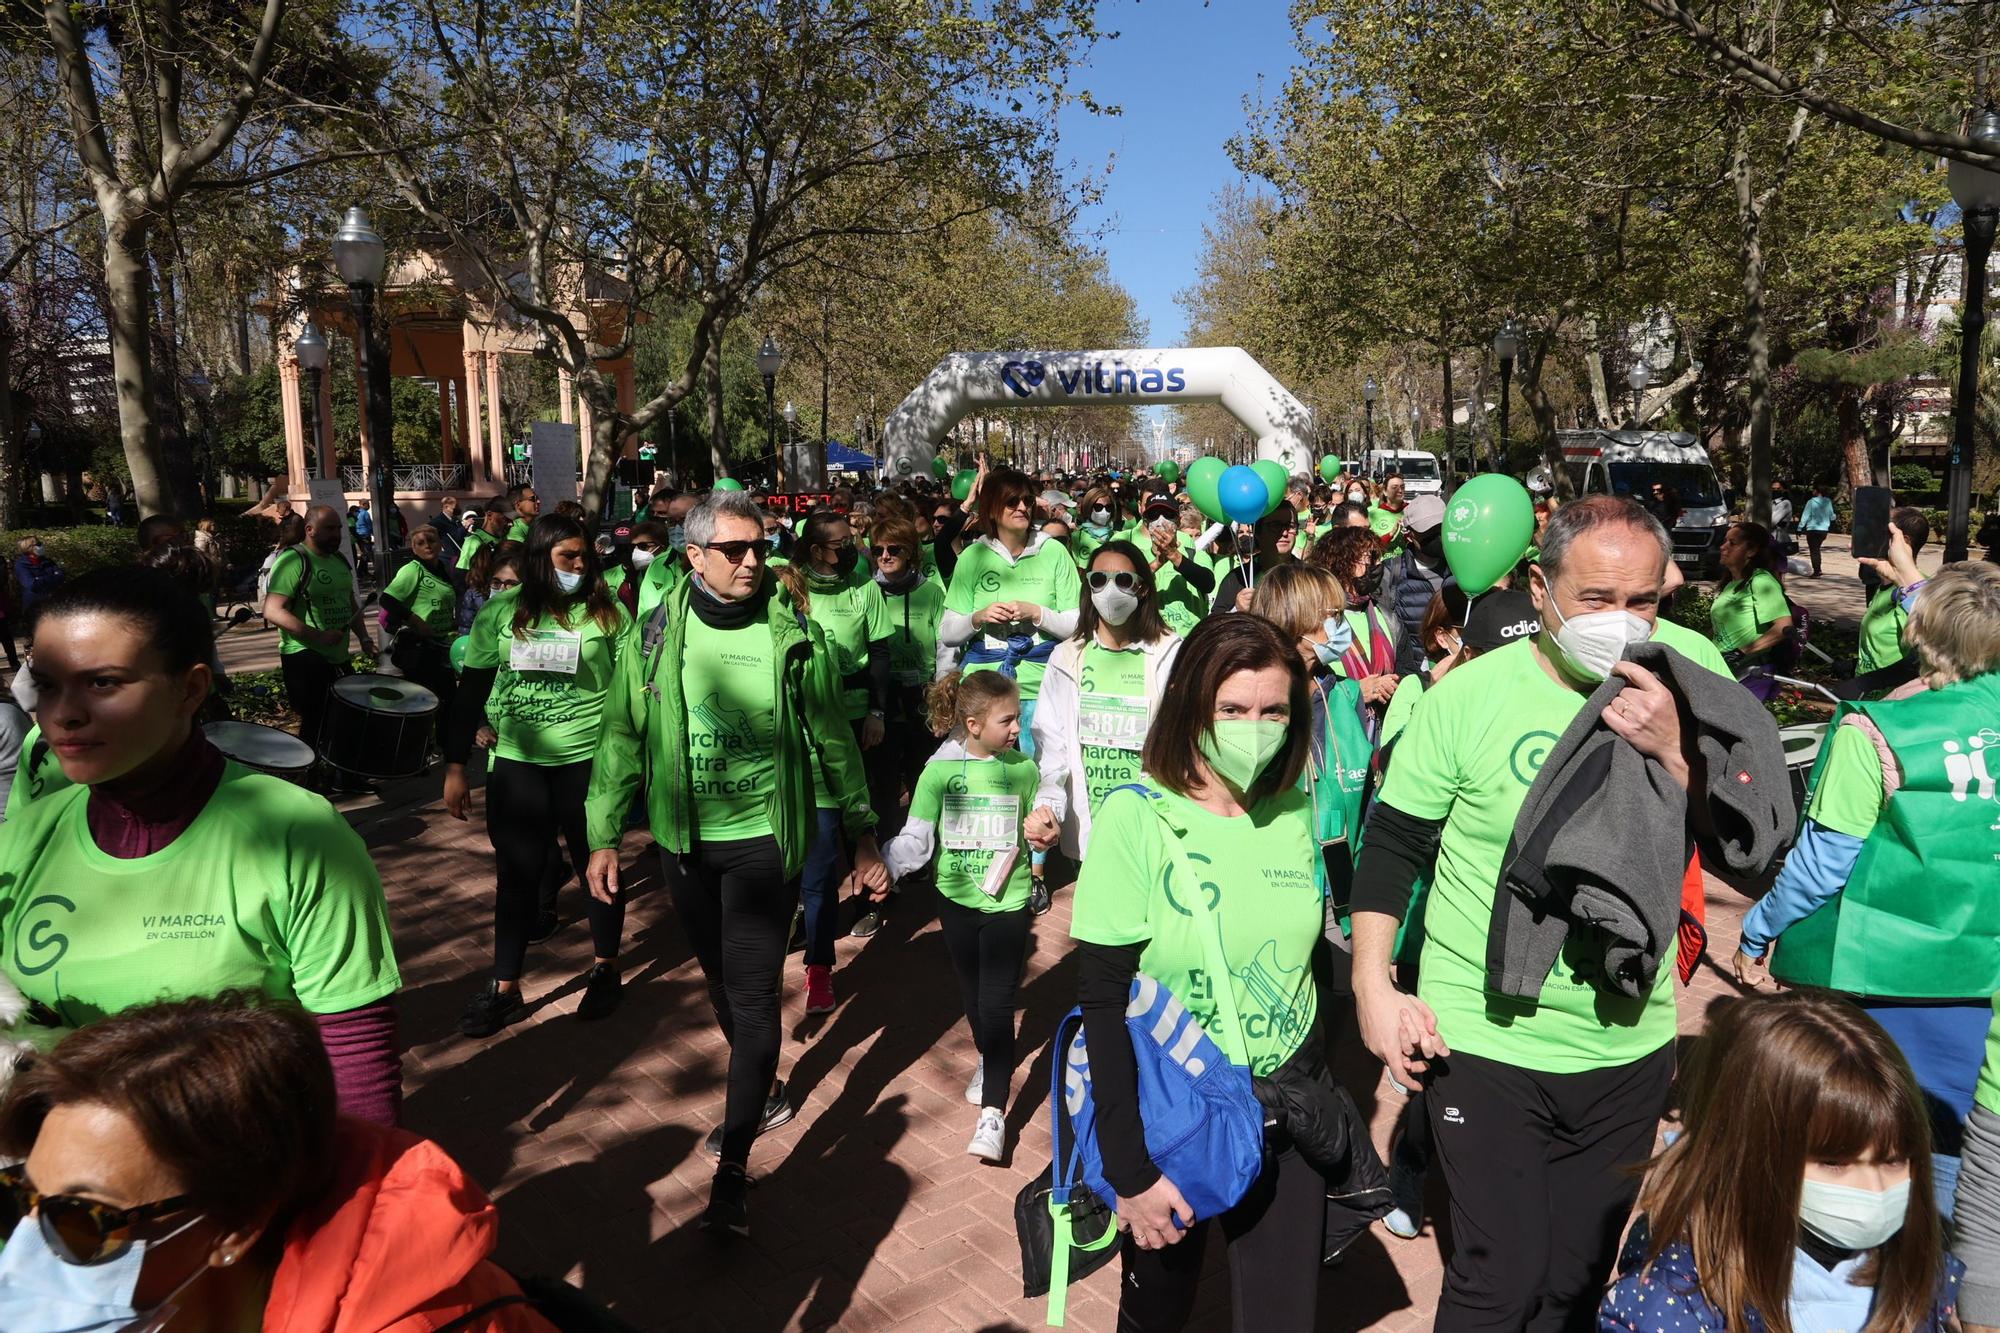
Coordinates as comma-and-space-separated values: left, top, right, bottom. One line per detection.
1218, 465, 1270, 525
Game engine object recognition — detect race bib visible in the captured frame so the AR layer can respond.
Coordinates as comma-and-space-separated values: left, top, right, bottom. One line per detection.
1076, 692, 1147, 751
510, 629, 582, 675
940, 792, 1020, 852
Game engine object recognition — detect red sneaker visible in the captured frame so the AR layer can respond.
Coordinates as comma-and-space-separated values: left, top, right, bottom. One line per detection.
805, 964, 835, 1015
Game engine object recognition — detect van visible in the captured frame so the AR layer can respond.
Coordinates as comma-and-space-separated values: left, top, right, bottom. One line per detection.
1361, 449, 1443, 497
1528, 430, 1728, 577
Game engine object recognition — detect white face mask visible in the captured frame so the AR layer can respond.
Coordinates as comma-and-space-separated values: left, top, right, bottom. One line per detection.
1347, 489, 1366, 503
1545, 594, 1652, 682
1091, 584, 1139, 627
554, 568, 585, 594
629, 547, 656, 570
1799, 1177, 1910, 1251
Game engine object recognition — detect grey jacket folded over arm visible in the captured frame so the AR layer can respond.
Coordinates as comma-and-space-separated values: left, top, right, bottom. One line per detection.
1486, 640, 1795, 1001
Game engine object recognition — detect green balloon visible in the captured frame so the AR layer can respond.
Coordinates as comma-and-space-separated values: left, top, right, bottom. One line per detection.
952, 468, 977, 502
1318, 455, 1341, 483
1441, 474, 1536, 595
713, 477, 745, 492
931, 456, 950, 478
1185, 456, 1227, 522
1153, 459, 1181, 483
1251, 459, 1291, 516
450, 634, 470, 673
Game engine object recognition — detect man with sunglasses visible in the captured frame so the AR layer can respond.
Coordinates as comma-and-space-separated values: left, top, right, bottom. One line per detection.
1209, 500, 1301, 616
584, 489, 884, 1239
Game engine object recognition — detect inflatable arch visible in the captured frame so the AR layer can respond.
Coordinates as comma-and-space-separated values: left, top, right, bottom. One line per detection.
879, 347, 1314, 479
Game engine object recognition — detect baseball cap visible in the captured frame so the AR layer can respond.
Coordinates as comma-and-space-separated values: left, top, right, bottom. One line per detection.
1142, 497, 1180, 524
1403, 495, 1445, 533
1038, 489, 1074, 511
1463, 588, 1541, 652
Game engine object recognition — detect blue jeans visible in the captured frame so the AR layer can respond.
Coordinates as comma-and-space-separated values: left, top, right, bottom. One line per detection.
800, 806, 845, 967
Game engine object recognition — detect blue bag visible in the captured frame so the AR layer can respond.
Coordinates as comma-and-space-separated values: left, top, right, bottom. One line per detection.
1038, 787, 1267, 1325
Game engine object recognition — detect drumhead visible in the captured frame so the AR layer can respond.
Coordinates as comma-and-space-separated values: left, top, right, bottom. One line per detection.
205, 720, 316, 770
333, 673, 439, 715
1779, 722, 1828, 767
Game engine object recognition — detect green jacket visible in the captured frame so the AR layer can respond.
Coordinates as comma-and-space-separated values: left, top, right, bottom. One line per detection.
584, 575, 874, 877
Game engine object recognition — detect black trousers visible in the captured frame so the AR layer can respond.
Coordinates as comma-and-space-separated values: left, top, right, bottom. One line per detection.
1805, 528, 1827, 574
1116, 1144, 1324, 1333
1428, 1043, 1674, 1333
661, 837, 799, 1167
933, 895, 1030, 1108
488, 757, 620, 981
280, 649, 350, 754
396, 636, 457, 754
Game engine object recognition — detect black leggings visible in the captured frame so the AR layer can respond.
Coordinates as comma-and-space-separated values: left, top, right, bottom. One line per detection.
934, 895, 1030, 1108
1806, 528, 1827, 573
1116, 1144, 1324, 1332
661, 836, 799, 1167
488, 757, 620, 981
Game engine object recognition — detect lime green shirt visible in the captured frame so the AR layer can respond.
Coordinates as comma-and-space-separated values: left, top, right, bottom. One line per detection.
945, 535, 1081, 699
1651, 616, 1732, 677
1380, 674, 1424, 749
384, 558, 456, 639
1072, 783, 1320, 1076
456, 528, 496, 572
681, 613, 779, 840
802, 565, 893, 720
466, 588, 633, 766
0, 766, 401, 1029
1710, 569, 1788, 655
1857, 586, 1909, 675
907, 748, 1041, 912
1077, 642, 1149, 815
882, 578, 945, 687
507, 517, 531, 543
1805, 721, 1885, 840
1377, 639, 1677, 1072
266, 545, 356, 662
635, 553, 685, 622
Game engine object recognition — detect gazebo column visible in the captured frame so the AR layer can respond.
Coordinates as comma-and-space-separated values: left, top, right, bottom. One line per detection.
558, 368, 574, 425
278, 353, 309, 502
485, 351, 505, 487
438, 379, 455, 469
461, 349, 485, 491
315, 368, 335, 478
354, 357, 375, 491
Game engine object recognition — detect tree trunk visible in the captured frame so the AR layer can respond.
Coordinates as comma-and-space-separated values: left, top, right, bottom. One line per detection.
0, 318, 18, 531
1519, 337, 1575, 500
704, 322, 727, 480
1581, 316, 1613, 427
1732, 115, 1774, 526
104, 216, 173, 518
1834, 383, 1871, 492
578, 372, 617, 514
149, 231, 202, 515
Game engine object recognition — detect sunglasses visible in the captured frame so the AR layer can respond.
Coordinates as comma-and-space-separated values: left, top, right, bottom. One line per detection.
632, 541, 662, 553
1087, 570, 1138, 591
870, 544, 906, 558
0, 1165, 194, 1265
1000, 495, 1034, 511
697, 540, 762, 565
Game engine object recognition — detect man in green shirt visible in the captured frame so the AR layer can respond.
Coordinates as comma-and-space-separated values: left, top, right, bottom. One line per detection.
264, 505, 378, 763
1351, 495, 1692, 1330
505, 483, 540, 543
457, 504, 508, 572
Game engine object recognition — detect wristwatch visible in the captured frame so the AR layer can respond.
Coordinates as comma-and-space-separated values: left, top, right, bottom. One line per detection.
868, 708, 886, 719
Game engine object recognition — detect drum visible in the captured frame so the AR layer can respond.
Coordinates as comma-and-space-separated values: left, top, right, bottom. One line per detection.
1779, 722, 1828, 813
321, 674, 439, 779
204, 720, 315, 784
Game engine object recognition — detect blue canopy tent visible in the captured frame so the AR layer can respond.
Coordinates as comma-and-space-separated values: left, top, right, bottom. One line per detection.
825, 440, 877, 474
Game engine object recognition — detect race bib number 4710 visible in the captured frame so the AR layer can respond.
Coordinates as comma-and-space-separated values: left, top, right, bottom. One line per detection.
940, 793, 1020, 852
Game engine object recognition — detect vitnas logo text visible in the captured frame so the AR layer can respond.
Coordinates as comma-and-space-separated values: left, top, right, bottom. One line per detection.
1002, 360, 1187, 399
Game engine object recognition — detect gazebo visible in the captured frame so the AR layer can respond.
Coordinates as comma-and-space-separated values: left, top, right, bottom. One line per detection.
267, 242, 640, 512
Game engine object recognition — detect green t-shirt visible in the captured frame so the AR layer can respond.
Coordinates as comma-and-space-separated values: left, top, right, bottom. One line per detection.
384, 558, 456, 639
1380, 674, 1424, 749
1650, 616, 1732, 677
1976, 996, 2000, 1117
680, 613, 779, 840
908, 748, 1041, 912
507, 517, 531, 543
1710, 569, 1788, 655
465, 588, 632, 766
456, 528, 496, 572
1072, 783, 1321, 1076
1376, 639, 1677, 1072
1857, 586, 1909, 675
266, 545, 356, 662
945, 535, 1082, 699
0, 766, 401, 1028
882, 579, 945, 687
1804, 720, 1884, 840
802, 566, 893, 720
1077, 642, 1150, 815
4, 725, 70, 823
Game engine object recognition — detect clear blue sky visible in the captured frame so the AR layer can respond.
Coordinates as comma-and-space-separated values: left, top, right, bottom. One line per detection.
1058, 0, 1298, 347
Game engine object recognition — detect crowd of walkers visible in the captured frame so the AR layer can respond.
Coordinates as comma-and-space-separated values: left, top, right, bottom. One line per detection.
0, 456, 1993, 1333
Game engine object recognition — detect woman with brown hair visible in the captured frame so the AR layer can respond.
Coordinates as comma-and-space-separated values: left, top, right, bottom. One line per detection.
1068, 613, 1330, 1331
1600, 991, 1959, 1333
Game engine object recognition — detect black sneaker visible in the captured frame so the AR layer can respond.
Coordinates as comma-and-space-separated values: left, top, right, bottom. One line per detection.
702, 1163, 750, 1238
849, 908, 884, 939
1030, 876, 1052, 916
702, 1080, 797, 1157
459, 982, 526, 1038
575, 963, 622, 1021
527, 910, 560, 944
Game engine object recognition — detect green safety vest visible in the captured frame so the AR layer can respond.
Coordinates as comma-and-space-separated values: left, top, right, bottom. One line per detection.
1301, 676, 1373, 908
1773, 671, 2000, 999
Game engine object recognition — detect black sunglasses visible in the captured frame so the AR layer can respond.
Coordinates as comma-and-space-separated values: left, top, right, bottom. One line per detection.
870, 544, 906, 557
1087, 570, 1138, 592
696, 540, 762, 565
0, 1165, 194, 1265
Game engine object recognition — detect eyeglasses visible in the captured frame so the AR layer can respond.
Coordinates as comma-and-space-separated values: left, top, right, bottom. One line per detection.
490, 577, 522, 590
1087, 570, 1138, 591
0, 1165, 194, 1265
697, 540, 763, 566
870, 544, 906, 558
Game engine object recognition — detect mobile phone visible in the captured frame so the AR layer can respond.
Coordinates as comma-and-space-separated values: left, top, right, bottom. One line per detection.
1850, 486, 1892, 562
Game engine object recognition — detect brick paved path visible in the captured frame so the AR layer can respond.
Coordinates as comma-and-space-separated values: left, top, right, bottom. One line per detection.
374, 760, 1758, 1332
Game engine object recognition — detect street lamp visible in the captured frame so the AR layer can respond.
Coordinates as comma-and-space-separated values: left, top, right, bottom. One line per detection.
783, 401, 798, 486
1626, 360, 1652, 427
1493, 319, 1521, 457
295, 323, 329, 480
756, 335, 783, 487
332, 207, 393, 580
1362, 376, 1378, 461
1945, 105, 2000, 562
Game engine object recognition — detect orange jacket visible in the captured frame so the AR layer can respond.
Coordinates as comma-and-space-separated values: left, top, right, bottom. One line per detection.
262, 1117, 558, 1333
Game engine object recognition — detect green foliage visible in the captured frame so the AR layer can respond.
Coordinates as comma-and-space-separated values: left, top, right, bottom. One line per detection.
1891, 463, 1937, 492
0, 526, 137, 580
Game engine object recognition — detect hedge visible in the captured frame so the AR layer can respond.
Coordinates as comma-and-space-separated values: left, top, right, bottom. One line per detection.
0, 512, 284, 587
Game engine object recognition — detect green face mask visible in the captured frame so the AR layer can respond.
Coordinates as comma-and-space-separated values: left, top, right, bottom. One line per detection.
1199, 718, 1288, 793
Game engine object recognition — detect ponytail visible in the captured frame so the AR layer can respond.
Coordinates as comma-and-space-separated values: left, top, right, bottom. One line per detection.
925, 669, 1018, 737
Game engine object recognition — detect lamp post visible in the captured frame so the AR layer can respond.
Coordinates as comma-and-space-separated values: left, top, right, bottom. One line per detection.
1627, 360, 1652, 427
332, 207, 392, 581
1409, 403, 1421, 451
1362, 376, 1378, 464
295, 323, 329, 480
757, 335, 783, 488
783, 401, 798, 488
1945, 106, 2000, 563
1493, 319, 1520, 462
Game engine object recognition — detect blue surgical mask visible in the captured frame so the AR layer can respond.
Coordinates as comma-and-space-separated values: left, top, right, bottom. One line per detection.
1312, 616, 1354, 667
0, 1212, 207, 1333
554, 569, 584, 594
667, 525, 686, 551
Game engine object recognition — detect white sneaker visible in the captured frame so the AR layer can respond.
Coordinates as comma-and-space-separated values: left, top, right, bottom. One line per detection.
965, 1059, 985, 1105
1382, 1207, 1420, 1239
967, 1107, 1005, 1162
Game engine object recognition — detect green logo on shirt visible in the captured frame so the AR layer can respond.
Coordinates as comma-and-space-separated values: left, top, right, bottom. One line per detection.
978, 571, 1004, 595
14, 893, 74, 976
1161, 850, 1221, 917
1509, 731, 1560, 785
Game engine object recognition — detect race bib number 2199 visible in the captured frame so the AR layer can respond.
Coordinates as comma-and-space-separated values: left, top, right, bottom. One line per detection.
510, 629, 582, 675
